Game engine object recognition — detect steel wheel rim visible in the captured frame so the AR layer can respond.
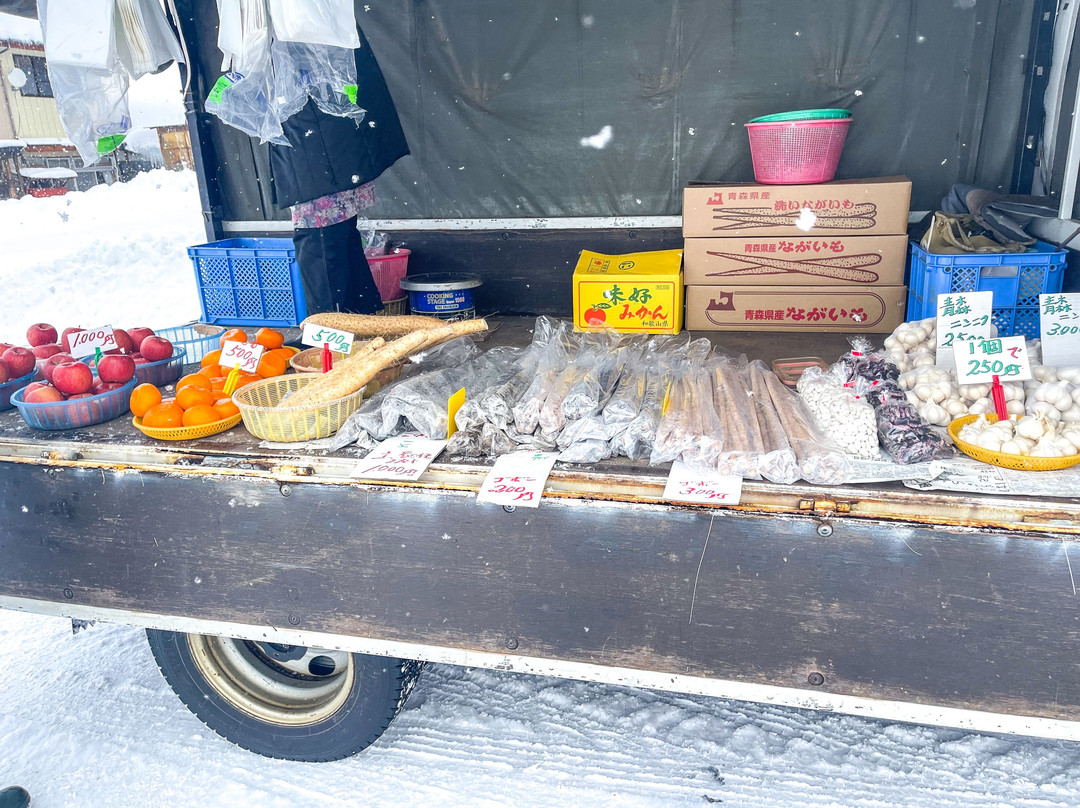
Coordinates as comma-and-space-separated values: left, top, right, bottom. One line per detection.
187, 635, 354, 726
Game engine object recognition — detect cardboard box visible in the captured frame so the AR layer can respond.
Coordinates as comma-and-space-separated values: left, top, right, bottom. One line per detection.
683, 235, 908, 286
682, 176, 912, 238
685, 284, 907, 333
572, 249, 683, 334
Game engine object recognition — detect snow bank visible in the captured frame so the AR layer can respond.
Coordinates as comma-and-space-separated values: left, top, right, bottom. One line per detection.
0, 168, 205, 344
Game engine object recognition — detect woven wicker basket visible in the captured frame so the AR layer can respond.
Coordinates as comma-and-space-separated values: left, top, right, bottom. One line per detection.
233, 374, 363, 442
948, 414, 1080, 471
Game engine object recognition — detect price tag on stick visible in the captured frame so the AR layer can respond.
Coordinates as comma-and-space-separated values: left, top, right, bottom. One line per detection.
953, 336, 1032, 385
663, 460, 743, 506
935, 292, 993, 369
219, 340, 264, 373
301, 323, 354, 355
351, 434, 447, 482
477, 451, 559, 508
1040, 293, 1080, 367
68, 325, 117, 358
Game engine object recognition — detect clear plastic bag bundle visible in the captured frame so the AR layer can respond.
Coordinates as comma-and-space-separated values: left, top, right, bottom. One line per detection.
796, 366, 879, 459
267, 0, 360, 48
39, 0, 132, 164
709, 358, 763, 479
651, 346, 725, 471
752, 362, 850, 485
271, 39, 365, 121
745, 362, 799, 484
512, 325, 576, 435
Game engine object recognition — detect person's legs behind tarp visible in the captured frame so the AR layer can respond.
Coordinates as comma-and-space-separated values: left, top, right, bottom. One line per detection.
293, 217, 381, 315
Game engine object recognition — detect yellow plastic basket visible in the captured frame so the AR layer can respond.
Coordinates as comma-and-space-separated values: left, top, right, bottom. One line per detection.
232, 374, 364, 442
948, 414, 1080, 472
132, 413, 242, 441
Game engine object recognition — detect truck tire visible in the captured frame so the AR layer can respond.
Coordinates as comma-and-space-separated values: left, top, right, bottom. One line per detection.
145, 629, 424, 761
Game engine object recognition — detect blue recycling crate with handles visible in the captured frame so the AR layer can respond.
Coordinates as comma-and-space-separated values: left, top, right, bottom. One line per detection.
906, 240, 1067, 339
187, 238, 308, 328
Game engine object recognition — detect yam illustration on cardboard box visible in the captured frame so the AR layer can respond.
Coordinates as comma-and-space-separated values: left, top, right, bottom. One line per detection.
683, 235, 908, 286
682, 177, 912, 238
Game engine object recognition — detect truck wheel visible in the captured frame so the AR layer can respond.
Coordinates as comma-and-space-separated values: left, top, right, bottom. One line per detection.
145, 629, 424, 761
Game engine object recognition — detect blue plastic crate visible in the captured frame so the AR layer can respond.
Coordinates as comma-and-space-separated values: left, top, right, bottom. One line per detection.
187, 238, 308, 328
906, 240, 1067, 339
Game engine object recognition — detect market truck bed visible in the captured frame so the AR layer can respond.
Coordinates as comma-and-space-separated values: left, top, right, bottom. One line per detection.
2, 324, 1080, 744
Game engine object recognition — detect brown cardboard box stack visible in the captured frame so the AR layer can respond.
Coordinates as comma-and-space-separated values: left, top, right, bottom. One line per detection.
681, 177, 912, 332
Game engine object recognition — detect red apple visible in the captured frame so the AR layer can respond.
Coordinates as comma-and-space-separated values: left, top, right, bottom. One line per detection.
131, 354, 149, 366
92, 381, 127, 393
111, 328, 135, 355
66, 392, 94, 400
0, 359, 10, 384
26, 323, 58, 347
52, 361, 94, 396
41, 353, 74, 384
139, 336, 173, 362
32, 343, 62, 360
96, 354, 135, 384
128, 327, 156, 349
24, 384, 65, 404
2, 347, 36, 378
0, 342, 14, 356
60, 327, 83, 354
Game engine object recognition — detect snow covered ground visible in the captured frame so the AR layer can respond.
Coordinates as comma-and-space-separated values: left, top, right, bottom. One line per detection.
3, 172, 1080, 807
0, 168, 205, 344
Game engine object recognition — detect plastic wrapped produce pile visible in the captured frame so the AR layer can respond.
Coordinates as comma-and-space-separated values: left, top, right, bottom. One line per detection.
302, 317, 854, 484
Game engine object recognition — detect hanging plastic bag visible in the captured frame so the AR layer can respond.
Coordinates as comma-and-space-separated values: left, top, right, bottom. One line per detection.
271, 39, 365, 121
39, 0, 132, 165
43, 0, 116, 70
114, 0, 184, 79
267, 0, 359, 49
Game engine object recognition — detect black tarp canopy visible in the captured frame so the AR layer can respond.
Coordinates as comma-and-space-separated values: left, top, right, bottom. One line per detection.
168, 0, 1039, 225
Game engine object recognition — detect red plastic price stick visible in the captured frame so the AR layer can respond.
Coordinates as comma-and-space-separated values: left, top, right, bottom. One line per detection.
322, 343, 333, 373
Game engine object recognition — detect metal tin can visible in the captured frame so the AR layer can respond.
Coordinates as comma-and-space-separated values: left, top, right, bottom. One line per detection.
400, 273, 482, 320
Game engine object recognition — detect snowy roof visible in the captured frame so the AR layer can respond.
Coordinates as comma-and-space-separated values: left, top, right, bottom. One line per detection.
0, 139, 27, 149
0, 12, 43, 45
20, 167, 77, 179
22, 137, 75, 147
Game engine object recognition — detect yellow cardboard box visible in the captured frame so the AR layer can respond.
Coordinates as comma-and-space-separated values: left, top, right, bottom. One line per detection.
573, 249, 683, 334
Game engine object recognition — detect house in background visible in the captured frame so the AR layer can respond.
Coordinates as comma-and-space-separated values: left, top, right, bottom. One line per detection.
0, 11, 190, 199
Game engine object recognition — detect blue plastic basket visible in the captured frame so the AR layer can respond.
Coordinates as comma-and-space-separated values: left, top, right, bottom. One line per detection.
907, 240, 1067, 339
187, 238, 308, 328
11, 376, 136, 430
135, 347, 187, 387
0, 369, 37, 411
157, 323, 225, 364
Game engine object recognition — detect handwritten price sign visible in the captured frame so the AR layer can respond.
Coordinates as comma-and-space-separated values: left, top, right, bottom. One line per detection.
219, 340, 265, 373
477, 451, 559, 509
953, 336, 1032, 385
301, 323, 354, 354
663, 461, 743, 506
351, 434, 447, 482
936, 291, 993, 369
68, 326, 116, 358
1040, 293, 1080, 367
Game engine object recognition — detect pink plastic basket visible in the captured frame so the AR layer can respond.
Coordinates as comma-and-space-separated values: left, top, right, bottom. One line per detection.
744, 118, 852, 184
368, 248, 411, 304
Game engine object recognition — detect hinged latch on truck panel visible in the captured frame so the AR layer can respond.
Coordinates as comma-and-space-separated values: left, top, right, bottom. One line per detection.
798, 498, 853, 514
